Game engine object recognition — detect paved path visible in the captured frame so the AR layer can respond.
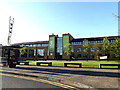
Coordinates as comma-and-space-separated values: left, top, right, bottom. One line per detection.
1, 65, 120, 88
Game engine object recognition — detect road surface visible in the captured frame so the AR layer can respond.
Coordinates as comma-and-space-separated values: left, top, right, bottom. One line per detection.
1, 75, 63, 89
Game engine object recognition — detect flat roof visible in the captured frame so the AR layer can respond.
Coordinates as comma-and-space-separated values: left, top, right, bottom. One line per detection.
71, 36, 120, 42
12, 41, 49, 45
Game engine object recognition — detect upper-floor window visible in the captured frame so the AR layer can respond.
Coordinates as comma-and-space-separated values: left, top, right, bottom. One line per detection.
97, 47, 101, 51
96, 40, 103, 44
71, 42, 83, 45
88, 41, 95, 44
91, 47, 94, 52
29, 44, 33, 47
38, 44, 42, 47
110, 40, 115, 43
25, 45, 30, 47
33, 44, 38, 47
71, 42, 74, 45
40, 44, 48, 47
37, 49, 44, 57
83, 48, 86, 52
77, 48, 81, 52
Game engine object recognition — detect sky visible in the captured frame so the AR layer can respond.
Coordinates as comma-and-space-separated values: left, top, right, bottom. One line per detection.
0, 0, 119, 45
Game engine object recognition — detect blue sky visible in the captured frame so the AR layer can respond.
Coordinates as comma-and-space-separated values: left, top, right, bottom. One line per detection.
0, 1, 118, 45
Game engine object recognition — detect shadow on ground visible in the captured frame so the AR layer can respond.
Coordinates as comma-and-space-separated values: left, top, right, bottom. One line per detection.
14, 66, 120, 78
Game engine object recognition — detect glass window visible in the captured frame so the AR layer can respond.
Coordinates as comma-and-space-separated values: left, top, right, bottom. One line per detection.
91, 47, 94, 52
110, 40, 115, 43
71, 42, 73, 45
29, 44, 33, 47
83, 42, 84, 45
83, 48, 86, 52
38, 44, 41, 47
97, 47, 101, 51
42, 44, 44, 46
73, 42, 74, 45
57, 37, 62, 55
80, 42, 82, 45
83, 54, 87, 58
98, 54, 102, 56
29, 49, 36, 58
50, 52, 53, 56
88, 41, 95, 44
76, 42, 78, 45
33, 44, 36, 47
90, 54, 94, 58
26, 45, 30, 47
21, 49, 27, 57
96, 40, 102, 44
77, 48, 81, 52
71, 45, 74, 52
37, 49, 44, 58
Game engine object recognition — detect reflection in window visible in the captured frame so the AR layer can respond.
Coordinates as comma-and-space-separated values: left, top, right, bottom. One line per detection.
96, 40, 102, 44
88, 41, 95, 44
83, 54, 87, 58
37, 49, 44, 58
83, 48, 86, 52
90, 54, 94, 58
71, 42, 83, 45
91, 48, 94, 52
57, 37, 62, 55
110, 40, 115, 43
21, 49, 27, 58
97, 47, 101, 51
98, 54, 102, 56
77, 54, 82, 59
77, 48, 81, 52
29, 49, 36, 58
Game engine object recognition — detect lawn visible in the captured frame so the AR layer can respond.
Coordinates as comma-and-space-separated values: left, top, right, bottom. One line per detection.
25, 60, 120, 68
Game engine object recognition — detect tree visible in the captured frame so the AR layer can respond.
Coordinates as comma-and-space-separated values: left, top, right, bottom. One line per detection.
102, 37, 111, 59
110, 38, 120, 60
83, 39, 90, 60
19, 44, 27, 55
19, 44, 37, 61
64, 43, 73, 59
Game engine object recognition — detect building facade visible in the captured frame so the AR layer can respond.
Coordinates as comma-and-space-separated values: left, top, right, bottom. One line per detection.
12, 33, 120, 60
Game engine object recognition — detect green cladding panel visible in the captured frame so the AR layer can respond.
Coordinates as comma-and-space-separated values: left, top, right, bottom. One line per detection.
49, 37, 55, 53
63, 35, 69, 53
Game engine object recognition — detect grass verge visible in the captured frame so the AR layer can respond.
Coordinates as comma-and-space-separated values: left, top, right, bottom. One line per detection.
24, 60, 120, 68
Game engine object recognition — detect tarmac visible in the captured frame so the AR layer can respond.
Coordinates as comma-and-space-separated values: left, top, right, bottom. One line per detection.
0, 65, 120, 89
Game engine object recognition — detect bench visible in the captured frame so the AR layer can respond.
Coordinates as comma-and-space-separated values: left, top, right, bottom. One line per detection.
99, 64, 120, 69
64, 63, 82, 68
17, 61, 29, 65
37, 62, 52, 66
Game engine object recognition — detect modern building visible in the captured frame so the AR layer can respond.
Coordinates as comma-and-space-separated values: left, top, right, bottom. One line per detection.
11, 33, 120, 60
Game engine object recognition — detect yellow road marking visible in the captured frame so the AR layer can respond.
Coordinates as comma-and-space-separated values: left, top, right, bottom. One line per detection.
0, 73, 77, 89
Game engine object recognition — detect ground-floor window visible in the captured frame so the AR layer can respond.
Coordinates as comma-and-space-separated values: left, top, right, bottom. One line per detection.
29, 49, 36, 58
83, 54, 87, 58
77, 54, 82, 59
97, 47, 101, 51
37, 49, 44, 58
21, 49, 27, 58
98, 54, 102, 56
77, 48, 81, 52
90, 54, 94, 59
